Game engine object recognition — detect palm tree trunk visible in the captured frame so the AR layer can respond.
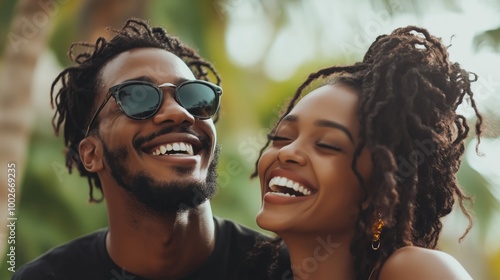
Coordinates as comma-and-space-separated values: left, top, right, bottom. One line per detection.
0, 0, 56, 262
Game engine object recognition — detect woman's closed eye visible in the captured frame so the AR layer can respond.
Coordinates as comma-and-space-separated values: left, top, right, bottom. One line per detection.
316, 142, 343, 152
267, 134, 291, 142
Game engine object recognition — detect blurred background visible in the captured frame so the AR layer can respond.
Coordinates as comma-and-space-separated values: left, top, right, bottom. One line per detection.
0, 0, 499, 279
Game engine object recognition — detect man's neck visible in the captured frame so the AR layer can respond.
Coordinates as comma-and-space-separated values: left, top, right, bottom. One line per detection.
105, 195, 215, 280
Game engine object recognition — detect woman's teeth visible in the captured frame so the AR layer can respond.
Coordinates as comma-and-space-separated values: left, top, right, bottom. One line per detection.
268, 176, 313, 196
151, 142, 194, 156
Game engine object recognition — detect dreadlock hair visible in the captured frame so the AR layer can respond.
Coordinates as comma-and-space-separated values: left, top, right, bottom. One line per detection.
252, 26, 483, 280
50, 18, 221, 203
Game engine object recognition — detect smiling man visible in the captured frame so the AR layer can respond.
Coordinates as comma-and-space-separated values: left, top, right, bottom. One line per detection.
13, 18, 290, 280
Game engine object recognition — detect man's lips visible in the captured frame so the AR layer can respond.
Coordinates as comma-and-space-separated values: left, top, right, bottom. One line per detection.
133, 124, 206, 151
151, 142, 194, 156
140, 133, 203, 156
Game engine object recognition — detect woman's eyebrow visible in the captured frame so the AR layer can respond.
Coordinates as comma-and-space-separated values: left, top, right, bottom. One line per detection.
315, 119, 354, 143
282, 114, 298, 123
282, 114, 354, 143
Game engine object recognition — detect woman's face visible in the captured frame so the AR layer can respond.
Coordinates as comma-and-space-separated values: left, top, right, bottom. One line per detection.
257, 84, 372, 237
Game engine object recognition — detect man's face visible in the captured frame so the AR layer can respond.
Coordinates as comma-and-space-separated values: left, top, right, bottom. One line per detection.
91, 47, 218, 212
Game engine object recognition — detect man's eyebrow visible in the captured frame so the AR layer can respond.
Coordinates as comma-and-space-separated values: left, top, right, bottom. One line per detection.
315, 119, 354, 143
122, 76, 191, 85
123, 75, 157, 84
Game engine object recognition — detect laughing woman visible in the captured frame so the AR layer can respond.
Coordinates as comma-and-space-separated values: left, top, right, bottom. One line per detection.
254, 26, 482, 280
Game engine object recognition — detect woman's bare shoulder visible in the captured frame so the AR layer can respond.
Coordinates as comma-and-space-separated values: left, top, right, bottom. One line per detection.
378, 246, 472, 280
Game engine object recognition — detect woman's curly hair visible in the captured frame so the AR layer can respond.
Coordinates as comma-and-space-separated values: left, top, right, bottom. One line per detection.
253, 26, 483, 279
51, 18, 221, 202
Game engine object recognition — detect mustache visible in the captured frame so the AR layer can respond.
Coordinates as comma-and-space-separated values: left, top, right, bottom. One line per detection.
132, 123, 211, 151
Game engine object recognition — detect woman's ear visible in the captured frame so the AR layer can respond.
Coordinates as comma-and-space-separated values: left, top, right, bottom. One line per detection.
79, 136, 104, 172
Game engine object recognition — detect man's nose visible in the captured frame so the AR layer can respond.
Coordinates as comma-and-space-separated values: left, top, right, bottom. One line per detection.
152, 91, 195, 125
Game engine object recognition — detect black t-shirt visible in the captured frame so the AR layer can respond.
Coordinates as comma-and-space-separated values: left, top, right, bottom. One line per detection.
12, 217, 292, 280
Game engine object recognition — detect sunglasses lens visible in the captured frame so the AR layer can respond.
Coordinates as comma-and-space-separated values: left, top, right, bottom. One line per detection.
118, 84, 161, 119
176, 83, 219, 118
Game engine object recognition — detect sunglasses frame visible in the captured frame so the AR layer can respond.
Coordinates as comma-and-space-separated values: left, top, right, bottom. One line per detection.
84, 79, 222, 137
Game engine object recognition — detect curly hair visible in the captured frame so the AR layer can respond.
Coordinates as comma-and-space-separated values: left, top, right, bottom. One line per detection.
253, 26, 483, 279
50, 18, 221, 202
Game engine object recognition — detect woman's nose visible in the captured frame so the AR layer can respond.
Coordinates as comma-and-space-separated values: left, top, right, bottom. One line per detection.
276, 141, 307, 166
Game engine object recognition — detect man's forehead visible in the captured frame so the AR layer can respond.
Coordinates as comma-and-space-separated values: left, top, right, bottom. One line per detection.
99, 48, 195, 88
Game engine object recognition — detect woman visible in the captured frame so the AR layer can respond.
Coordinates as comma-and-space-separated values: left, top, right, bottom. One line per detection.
254, 26, 482, 280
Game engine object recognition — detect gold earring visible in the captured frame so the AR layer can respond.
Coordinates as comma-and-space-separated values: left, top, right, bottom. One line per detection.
371, 214, 383, 251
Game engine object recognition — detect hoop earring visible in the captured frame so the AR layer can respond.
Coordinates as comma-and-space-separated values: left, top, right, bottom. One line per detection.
371, 214, 383, 251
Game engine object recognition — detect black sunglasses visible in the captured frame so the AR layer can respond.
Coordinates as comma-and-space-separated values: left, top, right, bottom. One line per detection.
85, 80, 223, 137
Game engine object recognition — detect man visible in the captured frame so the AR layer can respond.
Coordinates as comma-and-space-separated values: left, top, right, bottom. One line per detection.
13, 18, 290, 280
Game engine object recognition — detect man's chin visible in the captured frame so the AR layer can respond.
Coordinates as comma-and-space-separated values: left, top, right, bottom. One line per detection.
125, 176, 216, 213
102, 141, 220, 213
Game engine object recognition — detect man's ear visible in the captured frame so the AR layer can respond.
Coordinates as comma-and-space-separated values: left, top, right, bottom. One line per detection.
79, 136, 104, 172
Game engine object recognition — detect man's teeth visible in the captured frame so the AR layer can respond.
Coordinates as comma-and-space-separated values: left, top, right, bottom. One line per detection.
152, 142, 194, 156
268, 176, 313, 196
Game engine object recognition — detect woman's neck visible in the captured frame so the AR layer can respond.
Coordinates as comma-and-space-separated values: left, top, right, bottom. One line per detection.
281, 233, 355, 280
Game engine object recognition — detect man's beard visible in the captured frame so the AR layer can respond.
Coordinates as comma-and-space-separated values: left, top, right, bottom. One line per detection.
101, 140, 219, 213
